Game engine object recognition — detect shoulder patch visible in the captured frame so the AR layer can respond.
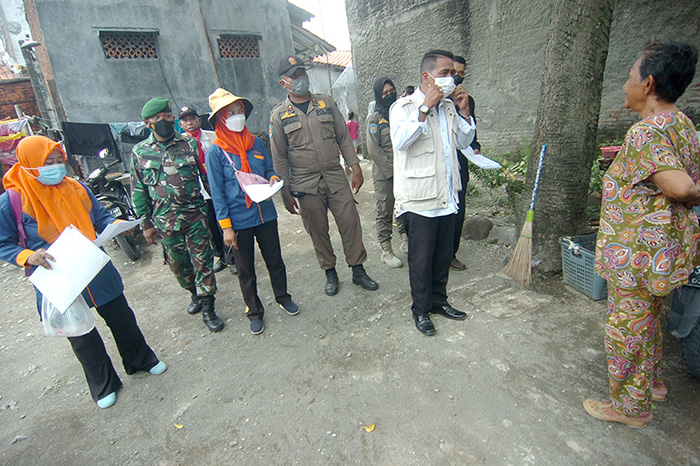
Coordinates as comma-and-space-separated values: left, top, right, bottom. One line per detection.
269, 124, 273, 138
369, 123, 378, 134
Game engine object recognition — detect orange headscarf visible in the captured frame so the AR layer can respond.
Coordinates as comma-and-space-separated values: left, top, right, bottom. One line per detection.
3, 136, 96, 243
213, 106, 256, 207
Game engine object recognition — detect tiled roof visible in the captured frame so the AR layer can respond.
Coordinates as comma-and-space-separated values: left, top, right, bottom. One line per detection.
312, 50, 352, 69
0, 64, 15, 80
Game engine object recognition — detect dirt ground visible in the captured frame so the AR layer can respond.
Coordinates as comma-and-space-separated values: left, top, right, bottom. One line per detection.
1, 159, 699, 465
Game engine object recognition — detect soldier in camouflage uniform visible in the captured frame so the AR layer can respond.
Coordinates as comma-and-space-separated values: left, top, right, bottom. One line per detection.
130, 97, 223, 332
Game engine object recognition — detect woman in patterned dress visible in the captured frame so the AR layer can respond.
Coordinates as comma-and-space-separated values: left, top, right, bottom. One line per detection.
585, 40, 700, 427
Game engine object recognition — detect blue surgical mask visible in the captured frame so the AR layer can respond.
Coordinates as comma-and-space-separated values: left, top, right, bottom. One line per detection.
36, 164, 67, 185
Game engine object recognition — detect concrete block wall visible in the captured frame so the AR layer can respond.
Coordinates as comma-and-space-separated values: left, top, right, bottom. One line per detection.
347, 0, 700, 156
30, 0, 292, 134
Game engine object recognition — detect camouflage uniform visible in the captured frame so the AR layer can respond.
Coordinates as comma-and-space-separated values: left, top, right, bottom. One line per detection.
130, 132, 216, 296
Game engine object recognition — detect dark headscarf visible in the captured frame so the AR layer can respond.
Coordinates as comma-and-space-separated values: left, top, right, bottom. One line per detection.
373, 77, 395, 120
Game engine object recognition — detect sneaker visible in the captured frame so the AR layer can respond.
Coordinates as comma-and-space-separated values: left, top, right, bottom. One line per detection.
97, 392, 116, 409
149, 361, 167, 375
250, 318, 264, 335
280, 300, 300, 315
230, 264, 238, 275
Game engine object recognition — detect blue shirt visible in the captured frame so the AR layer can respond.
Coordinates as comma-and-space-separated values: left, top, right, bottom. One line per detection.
205, 137, 279, 231
0, 182, 124, 312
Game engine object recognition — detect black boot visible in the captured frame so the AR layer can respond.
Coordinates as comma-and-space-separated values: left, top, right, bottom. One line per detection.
351, 264, 378, 291
324, 268, 339, 296
201, 296, 224, 332
187, 288, 202, 315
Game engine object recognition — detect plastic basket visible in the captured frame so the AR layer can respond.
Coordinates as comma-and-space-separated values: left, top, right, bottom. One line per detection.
559, 233, 607, 300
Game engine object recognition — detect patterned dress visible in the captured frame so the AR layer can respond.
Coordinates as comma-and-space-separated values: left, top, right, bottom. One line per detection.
595, 111, 700, 417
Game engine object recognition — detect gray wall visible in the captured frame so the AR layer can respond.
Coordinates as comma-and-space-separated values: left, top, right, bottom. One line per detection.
347, 0, 700, 155
33, 0, 293, 133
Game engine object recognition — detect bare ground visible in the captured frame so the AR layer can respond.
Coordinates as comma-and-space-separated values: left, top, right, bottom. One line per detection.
1, 159, 699, 465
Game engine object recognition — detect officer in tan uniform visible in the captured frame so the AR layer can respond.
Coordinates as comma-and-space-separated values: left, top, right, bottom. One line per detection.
269, 55, 378, 296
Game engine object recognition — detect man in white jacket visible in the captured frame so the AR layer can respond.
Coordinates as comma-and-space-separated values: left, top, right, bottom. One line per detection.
390, 50, 476, 336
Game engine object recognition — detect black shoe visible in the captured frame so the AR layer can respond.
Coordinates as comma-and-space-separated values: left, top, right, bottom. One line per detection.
325, 268, 339, 296
431, 304, 467, 320
230, 264, 238, 275
413, 314, 436, 336
213, 258, 226, 273
186, 290, 202, 315
201, 296, 224, 332
351, 265, 378, 291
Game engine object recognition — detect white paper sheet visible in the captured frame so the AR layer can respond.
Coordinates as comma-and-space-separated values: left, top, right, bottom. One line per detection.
93, 219, 143, 248
465, 152, 502, 170
243, 180, 284, 204
29, 226, 111, 313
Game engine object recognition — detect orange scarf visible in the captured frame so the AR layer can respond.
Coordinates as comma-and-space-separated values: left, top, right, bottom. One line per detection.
3, 136, 95, 243
213, 111, 256, 207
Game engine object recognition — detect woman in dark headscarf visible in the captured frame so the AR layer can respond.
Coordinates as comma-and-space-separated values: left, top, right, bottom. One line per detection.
586, 40, 700, 427
367, 77, 405, 268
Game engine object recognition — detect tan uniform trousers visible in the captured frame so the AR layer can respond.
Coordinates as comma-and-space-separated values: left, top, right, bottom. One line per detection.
373, 176, 404, 245
298, 177, 367, 270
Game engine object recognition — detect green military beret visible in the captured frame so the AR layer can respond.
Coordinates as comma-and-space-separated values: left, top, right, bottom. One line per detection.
141, 97, 172, 119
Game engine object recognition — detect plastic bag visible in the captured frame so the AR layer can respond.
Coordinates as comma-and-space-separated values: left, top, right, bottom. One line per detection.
41, 294, 96, 337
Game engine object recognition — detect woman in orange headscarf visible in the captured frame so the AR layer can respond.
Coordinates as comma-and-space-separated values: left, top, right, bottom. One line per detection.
0, 135, 166, 409
205, 88, 298, 335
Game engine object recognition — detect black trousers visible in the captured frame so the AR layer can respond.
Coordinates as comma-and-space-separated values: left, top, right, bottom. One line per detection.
454, 151, 470, 257
67, 293, 159, 402
403, 212, 456, 317
206, 199, 225, 260
230, 219, 291, 320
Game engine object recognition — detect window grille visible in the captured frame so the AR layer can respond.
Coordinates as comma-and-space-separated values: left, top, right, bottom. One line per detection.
217, 35, 260, 58
100, 31, 158, 59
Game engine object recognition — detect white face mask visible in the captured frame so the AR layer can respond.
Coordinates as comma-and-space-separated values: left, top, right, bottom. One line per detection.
225, 114, 246, 132
430, 73, 456, 97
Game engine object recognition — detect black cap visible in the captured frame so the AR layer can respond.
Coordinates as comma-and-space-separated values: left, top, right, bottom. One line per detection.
178, 106, 198, 119
277, 55, 307, 77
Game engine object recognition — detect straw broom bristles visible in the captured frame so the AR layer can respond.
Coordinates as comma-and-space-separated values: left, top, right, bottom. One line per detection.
500, 144, 546, 286
501, 210, 534, 286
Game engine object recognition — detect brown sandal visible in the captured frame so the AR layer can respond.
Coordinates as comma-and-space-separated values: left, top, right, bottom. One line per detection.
583, 399, 652, 428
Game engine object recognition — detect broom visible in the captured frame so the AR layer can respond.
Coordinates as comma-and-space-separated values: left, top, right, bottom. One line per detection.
501, 144, 547, 286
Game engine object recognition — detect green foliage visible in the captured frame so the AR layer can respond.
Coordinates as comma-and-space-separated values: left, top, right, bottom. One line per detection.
468, 147, 530, 192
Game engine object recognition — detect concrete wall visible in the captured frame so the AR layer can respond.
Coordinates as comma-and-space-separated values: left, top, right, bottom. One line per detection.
347, 0, 700, 155
0, 0, 31, 66
598, 0, 700, 140
307, 64, 342, 95
31, 0, 293, 133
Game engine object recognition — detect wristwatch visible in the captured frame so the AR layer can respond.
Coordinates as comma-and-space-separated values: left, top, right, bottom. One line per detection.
419, 104, 430, 115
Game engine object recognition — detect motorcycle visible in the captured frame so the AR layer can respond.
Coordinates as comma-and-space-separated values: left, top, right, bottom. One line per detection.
85, 151, 141, 261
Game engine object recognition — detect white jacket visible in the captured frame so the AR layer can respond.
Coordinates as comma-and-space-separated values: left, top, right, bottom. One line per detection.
389, 90, 475, 214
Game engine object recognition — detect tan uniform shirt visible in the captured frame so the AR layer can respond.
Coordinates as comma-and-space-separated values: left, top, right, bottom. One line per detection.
366, 110, 393, 181
269, 93, 359, 195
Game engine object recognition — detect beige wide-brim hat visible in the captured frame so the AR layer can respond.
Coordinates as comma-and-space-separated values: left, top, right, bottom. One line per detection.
207, 88, 253, 126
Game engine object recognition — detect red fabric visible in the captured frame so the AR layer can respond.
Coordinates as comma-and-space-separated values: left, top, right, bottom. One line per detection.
185, 128, 207, 175
212, 109, 255, 208
346, 120, 359, 140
